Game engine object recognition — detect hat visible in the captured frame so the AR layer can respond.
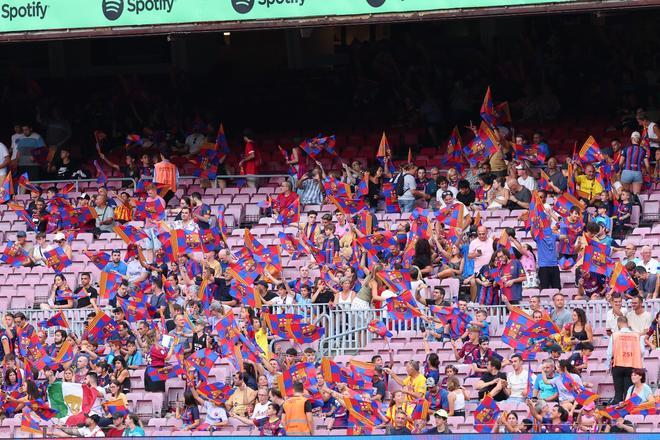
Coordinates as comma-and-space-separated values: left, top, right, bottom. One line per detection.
479, 336, 489, 344
631, 131, 641, 140
515, 164, 524, 170
78, 193, 91, 200
426, 377, 436, 387
88, 414, 101, 424
433, 409, 449, 419
54, 232, 66, 241
442, 191, 453, 199
583, 402, 595, 411
17, 231, 27, 238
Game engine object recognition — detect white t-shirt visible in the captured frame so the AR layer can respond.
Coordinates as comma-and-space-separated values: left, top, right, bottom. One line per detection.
639, 258, 659, 275
252, 401, 271, 421
126, 259, 146, 283
204, 401, 228, 425
469, 238, 494, 274
78, 426, 105, 437
626, 310, 652, 333
606, 307, 628, 334
507, 369, 532, 399
0, 142, 9, 176
518, 175, 537, 193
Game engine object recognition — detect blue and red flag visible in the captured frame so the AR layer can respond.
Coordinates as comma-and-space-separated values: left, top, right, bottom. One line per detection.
38, 311, 69, 329
609, 262, 636, 293
561, 373, 599, 406
441, 127, 466, 173
277, 195, 300, 226
376, 269, 411, 293
187, 348, 218, 380
367, 319, 392, 338
17, 172, 41, 193
526, 191, 551, 240
196, 382, 235, 406
135, 199, 166, 221
0, 241, 29, 267
411, 399, 430, 421
582, 239, 613, 276
93, 160, 108, 185
464, 122, 498, 167
435, 204, 464, 229
320, 358, 347, 384
299, 137, 322, 158
473, 395, 500, 433
386, 290, 423, 320
553, 192, 583, 219
0, 173, 13, 204
113, 224, 149, 244
117, 295, 150, 323
86, 311, 119, 343
278, 232, 307, 259
278, 362, 319, 398
376, 132, 396, 174
99, 271, 122, 300
83, 250, 111, 270
44, 247, 72, 274
20, 407, 41, 435
502, 307, 535, 352
410, 208, 431, 240
480, 86, 497, 128
356, 231, 397, 258
344, 397, 381, 432
103, 399, 129, 417
327, 195, 367, 215
381, 182, 400, 214
578, 136, 605, 164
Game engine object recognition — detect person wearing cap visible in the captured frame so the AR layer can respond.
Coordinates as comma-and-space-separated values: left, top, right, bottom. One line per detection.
53, 231, 73, 260
619, 131, 651, 195
424, 409, 452, 434
424, 376, 449, 412
516, 164, 537, 193
55, 413, 105, 437
10, 231, 33, 267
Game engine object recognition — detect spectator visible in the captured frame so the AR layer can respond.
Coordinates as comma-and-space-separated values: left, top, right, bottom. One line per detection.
397, 164, 417, 213
620, 131, 651, 195
475, 358, 509, 402
505, 177, 531, 210
412, 166, 436, 208
14, 125, 45, 180
550, 293, 572, 329
446, 376, 466, 416
535, 227, 561, 290
43, 274, 73, 310
423, 409, 452, 434
486, 176, 510, 209
569, 308, 593, 347
515, 165, 537, 192
176, 390, 201, 431
637, 245, 658, 275
545, 157, 567, 193
456, 179, 475, 207
625, 368, 654, 402
606, 294, 628, 336
296, 167, 324, 206
94, 194, 115, 238
386, 360, 427, 401
606, 316, 645, 403
124, 414, 146, 437
103, 250, 128, 276
506, 354, 531, 401
575, 163, 603, 203
153, 146, 179, 203
533, 360, 558, 402
635, 266, 659, 298
626, 296, 652, 333
226, 372, 258, 418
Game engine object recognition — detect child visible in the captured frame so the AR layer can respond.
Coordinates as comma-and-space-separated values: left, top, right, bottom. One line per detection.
471, 309, 490, 339
176, 390, 201, 431
567, 342, 593, 375
576, 402, 597, 432
593, 202, 612, 236
321, 224, 340, 265
612, 190, 632, 238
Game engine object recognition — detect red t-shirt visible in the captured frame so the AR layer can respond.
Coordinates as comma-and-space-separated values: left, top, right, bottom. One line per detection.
275, 191, 298, 211
243, 141, 258, 175
106, 427, 126, 437
150, 345, 167, 368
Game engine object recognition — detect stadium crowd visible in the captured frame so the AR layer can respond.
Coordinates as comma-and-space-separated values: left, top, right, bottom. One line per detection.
0, 86, 658, 437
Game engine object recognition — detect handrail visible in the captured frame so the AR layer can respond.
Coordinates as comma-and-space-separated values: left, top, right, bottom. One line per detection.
20, 177, 137, 192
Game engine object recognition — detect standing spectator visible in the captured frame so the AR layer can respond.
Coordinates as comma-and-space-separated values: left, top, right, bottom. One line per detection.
282, 381, 313, 435
94, 194, 115, 238
469, 226, 494, 275
144, 331, 174, 393
606, 316, 644, 403
619, 131, 650, 195
14, 124, 45, 180
239, 130, 259, 188
606, 294, 628, 336
535, 228, 561, 290
545, 157, 567, 193
637, 112, 660, 159
296, 167, 324, 206
153, 146, 179, 203
0, 139, 9, 181
103, 250, 128, 276
412, 167, 436, 208
625, 296, 652, 333
575, 163, 603, 203
550, 293, 572, 329
386, 360, 427, 401
397, 164, 417, 213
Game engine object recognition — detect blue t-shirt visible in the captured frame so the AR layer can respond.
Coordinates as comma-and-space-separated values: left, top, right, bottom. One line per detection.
508, 259, 525, 302
534, 375, 558, 400
537, 142, 550, 159
535, 233, 559, 268
103, 261, 128, 276
594, 214, 612, 234
461, 244, 474, 278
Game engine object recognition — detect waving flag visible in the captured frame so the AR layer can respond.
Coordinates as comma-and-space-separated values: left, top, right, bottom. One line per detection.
320, 358, 347, 384
537, 170, 551, 192
582, 239, 613, 276
502, 307, 535, 352
196, 382, 235, 406
117, 296, 149, 323
561, 374, 599, 406
387, 290, 423, 320
99, 271, 122, 300
376, 269, 411, 293
435, 204, 464, 229
441, 126, 466, 173
27, 400, 59, 421
86, 311, 119, 343
480, 86, 497, 127
321, 135, 338, 157
103, 399, 129, 417
278, 362, 319, 397
367, 319, 392, 338
18, 172, 41, 193
629, 399, 660, 416
356, 231, 397, 258
601, 394, 644, 419
277, 195, 300, 226
382, 182, 400, 213
299, 138, 322, 158
344, 397, 381, 432
44, 247, 72, 273
327, 195, 367, 215
411, 399, 430, 421
187, 348, 219, 379
474, 395, 500, 433
609, 262, 636, 292
20, 408, 41, 435
553, 192, 583, 218
113, 224, 149, 244
1, 241, 29, 267
0, 173, 12, 203
83, 250, 110, 270
134, 199, 165, 221
526, 191, 551, 240
376, 132, 396, 174
278, 145, 296, 176
278, 232, 307, 259
38, 311, 69, 329
578, 136, 604, 164
93, 160, 108, 185
464, 122, 498, 167
410, 208, 431, 240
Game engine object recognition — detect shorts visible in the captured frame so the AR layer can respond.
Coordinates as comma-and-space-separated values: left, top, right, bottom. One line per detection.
538, 266, 561, 290
398, 199, 415, 213
621, 170, 643, 184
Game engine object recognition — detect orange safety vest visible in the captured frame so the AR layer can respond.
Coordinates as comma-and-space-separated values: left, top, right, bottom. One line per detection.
283, 396, 310, 435
154, 161, 178, 192
612, 331, 642, 368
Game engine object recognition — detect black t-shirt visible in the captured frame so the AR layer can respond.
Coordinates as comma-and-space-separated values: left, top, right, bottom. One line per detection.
53, 158, 85, 179
390, 427, 412, 435
457, 189, 476, 207
313, 289, 334, 304
478, 371, 508, 401
75, 285, 99, 308
514, 187, 532, 204
192, 333, 207, 352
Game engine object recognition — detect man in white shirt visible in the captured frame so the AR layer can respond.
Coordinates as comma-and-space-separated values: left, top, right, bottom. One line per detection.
251, 389, 272, 423
125, 253, 148, 285
636, 246, 658, 275
506, 354, 532, 401
468, 226, 494, 275
15, 125, 46, 179
516, 165, 537, 192
606, 294, 628, 336
183, 126, 206, 156
625, 296, 652, 334
0, 141, 9, 179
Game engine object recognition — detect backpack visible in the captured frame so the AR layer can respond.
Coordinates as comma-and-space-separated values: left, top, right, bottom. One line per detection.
395, 173, 406, 197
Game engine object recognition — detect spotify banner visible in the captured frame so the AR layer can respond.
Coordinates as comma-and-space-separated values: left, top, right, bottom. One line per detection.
0, 0, 573, 33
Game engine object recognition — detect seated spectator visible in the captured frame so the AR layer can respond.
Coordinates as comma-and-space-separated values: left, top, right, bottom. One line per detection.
124, 414, 145, 437
475, 358, 510, 402
625, 368, 653, 402
636, 245, 658, 275
42, 274, 73, 310
506, 354, 532, 401
423, 409, 452, 434
74, 272, 99, 308
635, 266, 658, 298
533, 360, 558, 402
176, 390, 201, 431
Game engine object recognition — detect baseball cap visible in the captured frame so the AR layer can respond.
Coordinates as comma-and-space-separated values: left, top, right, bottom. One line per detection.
17, 231, 27, 238
433, 409, 448, 419
426, 377, 436, 387
479, 336, 489, 344
78, 193, 91, 200
442, 191, 453, 199
54, 232, 66, 241
515, 164, 524, 170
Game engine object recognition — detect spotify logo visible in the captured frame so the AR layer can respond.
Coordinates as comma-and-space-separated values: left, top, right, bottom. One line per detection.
102, 0, 124, 20
367, 0, 385, 7
231, 0, 254, 14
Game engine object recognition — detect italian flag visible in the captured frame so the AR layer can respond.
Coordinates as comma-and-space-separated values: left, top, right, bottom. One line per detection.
47, 382, 97, 426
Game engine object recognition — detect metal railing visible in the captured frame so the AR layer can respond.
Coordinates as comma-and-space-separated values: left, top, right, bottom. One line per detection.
22, 177, 137, 192
9, 307, 112, 335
